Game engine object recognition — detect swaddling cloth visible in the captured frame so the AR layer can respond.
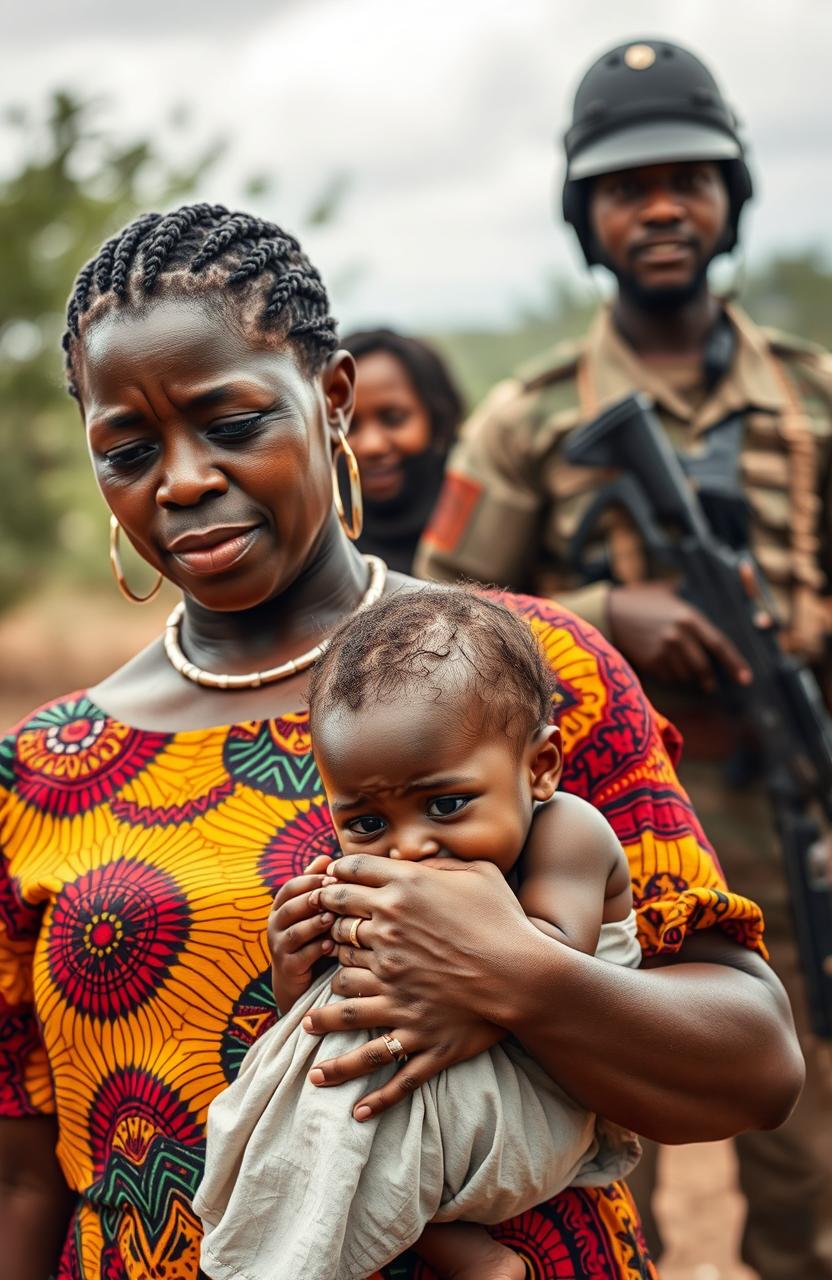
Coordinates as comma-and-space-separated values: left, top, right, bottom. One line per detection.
195, 911, 642, 1280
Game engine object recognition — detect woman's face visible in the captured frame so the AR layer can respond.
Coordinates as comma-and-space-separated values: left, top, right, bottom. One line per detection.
79, 296, 352, 612
349, 351, 432, 501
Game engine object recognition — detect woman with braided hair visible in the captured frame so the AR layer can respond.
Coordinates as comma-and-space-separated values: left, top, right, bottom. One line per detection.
0, 202, 802, 1280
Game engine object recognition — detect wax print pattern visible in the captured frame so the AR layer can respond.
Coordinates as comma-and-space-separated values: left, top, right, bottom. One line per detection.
0, 594, 765, 1279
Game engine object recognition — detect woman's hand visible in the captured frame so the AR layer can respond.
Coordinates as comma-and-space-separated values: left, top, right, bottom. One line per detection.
267, 855, 336, 1013
303, 855, 536, 1118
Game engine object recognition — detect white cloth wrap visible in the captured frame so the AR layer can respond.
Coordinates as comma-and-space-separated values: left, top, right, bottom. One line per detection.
195, 911, 642, 1280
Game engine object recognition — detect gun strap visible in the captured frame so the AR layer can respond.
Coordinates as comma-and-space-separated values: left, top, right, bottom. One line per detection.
576, 357, 647, 583
767, 353, 829, 657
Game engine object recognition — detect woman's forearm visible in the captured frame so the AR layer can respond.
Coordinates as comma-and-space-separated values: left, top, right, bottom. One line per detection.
497, 927, 804, 1143
0, 1117, 75, 1280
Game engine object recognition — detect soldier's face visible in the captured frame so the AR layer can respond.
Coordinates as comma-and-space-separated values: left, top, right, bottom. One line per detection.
589, 161, 730, 301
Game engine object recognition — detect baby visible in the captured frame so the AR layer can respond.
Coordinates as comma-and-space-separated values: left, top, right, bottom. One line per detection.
195, 588, 641, 1280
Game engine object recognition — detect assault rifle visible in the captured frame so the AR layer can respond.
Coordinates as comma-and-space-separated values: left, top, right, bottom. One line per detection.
565, 392, 832, 1039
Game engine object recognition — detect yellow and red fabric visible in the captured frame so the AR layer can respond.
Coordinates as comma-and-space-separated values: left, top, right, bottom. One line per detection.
0, 594, 764, 1279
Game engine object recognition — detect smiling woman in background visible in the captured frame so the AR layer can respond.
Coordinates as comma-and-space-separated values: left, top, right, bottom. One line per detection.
341, 328, 463, 572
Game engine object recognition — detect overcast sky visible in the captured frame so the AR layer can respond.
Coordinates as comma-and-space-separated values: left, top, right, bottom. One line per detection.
4, 0, 831, 331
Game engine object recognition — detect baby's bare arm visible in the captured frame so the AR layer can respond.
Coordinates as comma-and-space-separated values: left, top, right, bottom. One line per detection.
518, 793, 632, 953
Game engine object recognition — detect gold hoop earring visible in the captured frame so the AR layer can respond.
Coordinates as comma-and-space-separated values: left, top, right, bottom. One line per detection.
331, 417, 363, 541
109, 515, 163, 604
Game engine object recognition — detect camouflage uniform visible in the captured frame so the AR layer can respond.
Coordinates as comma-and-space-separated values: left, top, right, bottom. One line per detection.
416, 302, 832, 1279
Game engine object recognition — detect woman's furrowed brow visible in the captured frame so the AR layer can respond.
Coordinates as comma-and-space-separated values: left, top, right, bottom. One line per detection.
183, 382, 268, 407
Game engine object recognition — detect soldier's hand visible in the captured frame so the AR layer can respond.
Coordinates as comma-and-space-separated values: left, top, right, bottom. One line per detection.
608, 581, 752, 692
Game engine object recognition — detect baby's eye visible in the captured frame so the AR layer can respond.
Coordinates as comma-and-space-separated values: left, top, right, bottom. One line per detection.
427, 795, 470, 818
346, 815, 386, 836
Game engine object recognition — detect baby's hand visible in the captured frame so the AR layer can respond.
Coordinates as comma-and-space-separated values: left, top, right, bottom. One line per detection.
268, 855, 336, 1013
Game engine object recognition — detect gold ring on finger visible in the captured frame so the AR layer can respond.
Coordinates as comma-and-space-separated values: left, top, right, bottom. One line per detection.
382, 1033, 407, 1063
346, 917, 362, 948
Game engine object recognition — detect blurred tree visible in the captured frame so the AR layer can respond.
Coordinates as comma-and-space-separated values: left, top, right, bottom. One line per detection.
431, 253, 832, 408
742, 251, 832, 350
0, 91, 218, 608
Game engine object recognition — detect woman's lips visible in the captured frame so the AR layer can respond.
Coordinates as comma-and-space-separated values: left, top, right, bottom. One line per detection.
361, 465, 403, 499
169, 526, 262, 575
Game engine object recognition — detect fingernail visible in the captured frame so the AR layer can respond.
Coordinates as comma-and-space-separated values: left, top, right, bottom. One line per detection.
320, 913, 333, 925
309, 1068, 325, 1085
322, 939, 334, 952
321, 876, 337, 886
354, 1105, 373, 1121
303, 1017, 314, 1032
309, 891, 320, 908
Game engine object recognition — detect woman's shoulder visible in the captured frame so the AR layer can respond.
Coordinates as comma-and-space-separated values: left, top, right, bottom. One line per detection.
486, 586, 683, 774
0, 689, 106, 810
487, 587, 642, 685
1, 688, 100, 744
486, 588, 610, 645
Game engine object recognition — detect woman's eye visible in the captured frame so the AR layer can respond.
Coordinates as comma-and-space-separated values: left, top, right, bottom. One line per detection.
427, 795, 470, 818
105, 443, 155, 471
380, 409, 410, 428
346, 815, 386, 836
210, 415, 264, 442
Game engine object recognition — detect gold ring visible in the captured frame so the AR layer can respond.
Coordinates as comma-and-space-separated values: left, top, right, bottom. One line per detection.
382, 1033, 407, 1062
346, 917, 362, 948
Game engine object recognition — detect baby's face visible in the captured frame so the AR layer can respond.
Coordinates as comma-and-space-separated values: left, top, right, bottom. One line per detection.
313, 692, 561, 872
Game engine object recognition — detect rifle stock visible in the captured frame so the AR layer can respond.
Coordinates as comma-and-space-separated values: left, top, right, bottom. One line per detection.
565, 393, 832, 1038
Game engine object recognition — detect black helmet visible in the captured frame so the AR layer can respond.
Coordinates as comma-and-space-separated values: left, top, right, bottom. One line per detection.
561, 39, 753, 264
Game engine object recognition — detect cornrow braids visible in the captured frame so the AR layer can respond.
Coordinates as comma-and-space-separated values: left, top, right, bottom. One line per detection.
110, 211, 163, 298
63, 203, 339, 400
140, 203, 228, 292
308, 586, 560, 750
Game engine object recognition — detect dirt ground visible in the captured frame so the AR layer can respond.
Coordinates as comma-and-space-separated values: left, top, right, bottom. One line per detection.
655, 1142, 757, 1279
0, 591, 760, 1279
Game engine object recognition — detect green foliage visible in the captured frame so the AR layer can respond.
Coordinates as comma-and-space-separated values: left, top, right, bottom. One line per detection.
0, 92, 217, 608
742, 251, 832, 351
430, 254, 832, 409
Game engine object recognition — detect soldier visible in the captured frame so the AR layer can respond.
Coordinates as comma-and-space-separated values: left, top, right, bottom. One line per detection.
416, 38, 832, 1280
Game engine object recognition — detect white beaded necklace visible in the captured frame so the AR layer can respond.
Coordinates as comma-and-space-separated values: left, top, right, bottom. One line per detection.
163, 555, 388, 689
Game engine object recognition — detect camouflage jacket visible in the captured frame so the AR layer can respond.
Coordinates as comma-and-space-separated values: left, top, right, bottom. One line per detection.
416, 304, 832, 662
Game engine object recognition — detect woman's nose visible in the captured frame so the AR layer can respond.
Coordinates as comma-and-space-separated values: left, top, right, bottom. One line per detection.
156, 442, 229, 508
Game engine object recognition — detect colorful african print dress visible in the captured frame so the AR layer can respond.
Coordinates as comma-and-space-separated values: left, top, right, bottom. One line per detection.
0, 594, 765, 1280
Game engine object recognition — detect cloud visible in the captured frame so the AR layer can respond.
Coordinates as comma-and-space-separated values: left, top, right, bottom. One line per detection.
3, 0, 830, 329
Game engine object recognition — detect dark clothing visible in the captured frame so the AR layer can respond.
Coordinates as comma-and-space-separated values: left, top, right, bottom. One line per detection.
352, 449, 447, 574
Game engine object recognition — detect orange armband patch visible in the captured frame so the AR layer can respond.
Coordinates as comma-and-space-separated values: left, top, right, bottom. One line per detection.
421, 472, 482, 554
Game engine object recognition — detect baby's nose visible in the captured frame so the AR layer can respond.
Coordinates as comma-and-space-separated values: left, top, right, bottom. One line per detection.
390, 833, 441, 861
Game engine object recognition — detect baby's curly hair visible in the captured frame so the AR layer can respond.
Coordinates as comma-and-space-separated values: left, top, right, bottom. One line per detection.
308, 586, 559, 748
